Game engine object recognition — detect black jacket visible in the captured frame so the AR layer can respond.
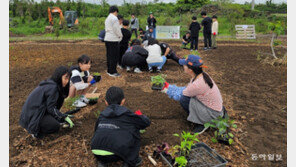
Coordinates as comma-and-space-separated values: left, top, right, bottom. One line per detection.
189, 22, 201, 37
19, 79, 67, 137
122, 45, 148, 67
201, 17, 212, 34
147, 17, 157, 28
91, 104, 150, 167
120, 28, 132, 46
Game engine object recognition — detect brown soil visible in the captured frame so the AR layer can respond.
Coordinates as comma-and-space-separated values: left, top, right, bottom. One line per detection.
9, 40, 286, 167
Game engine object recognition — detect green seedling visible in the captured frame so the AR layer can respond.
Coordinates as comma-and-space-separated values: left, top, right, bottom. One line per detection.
169, 131, 199, 167
140, 129, 146, 134
94, 110, 100, 118
204, 116, 237, 145
64, 96, 81, 111
92, 72, 101, 76
67, 62, 73, 67
151, 74, 167, 90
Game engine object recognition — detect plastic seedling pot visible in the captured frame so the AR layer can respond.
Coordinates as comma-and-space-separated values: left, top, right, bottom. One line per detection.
160, 142, 227, 167
88, 98, 98, 105
217, 135, 230, 145
93, 75, 101, 82
151, 83, 163, 90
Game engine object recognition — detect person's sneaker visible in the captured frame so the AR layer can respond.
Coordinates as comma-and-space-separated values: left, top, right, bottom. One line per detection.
156, 69, 161, 73
213, 47, 217, 49
126, 66, 131, 72
80, 95, 89, 104
135, 157, 143, 166
107, 72, 121, 77
134, 68, 142, 73
149, 69, 153, 73
203, 47, 208, 51
117, 65, 123, 70
72, 99, 87, 108
208, 47, 212, 50
193, 124, 208, 134
190, 49, 193, 51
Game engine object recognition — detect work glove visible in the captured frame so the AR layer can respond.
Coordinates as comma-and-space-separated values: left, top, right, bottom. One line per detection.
90, 78, 96, 85
161, 82, 169, 93
213, 32, 216, 36
134, 110, 143, 116
64, 116, 74, 128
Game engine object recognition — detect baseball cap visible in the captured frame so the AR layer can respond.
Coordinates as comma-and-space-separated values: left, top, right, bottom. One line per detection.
179, 55, 208, 68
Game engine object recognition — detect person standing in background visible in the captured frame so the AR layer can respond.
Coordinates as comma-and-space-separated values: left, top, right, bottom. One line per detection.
130, 14, 139, 38
147, 12, 157, 38
211, 15, 219, 49
189, 16, 201, 51
201, 11, 212, 51
104, 6, 122, 77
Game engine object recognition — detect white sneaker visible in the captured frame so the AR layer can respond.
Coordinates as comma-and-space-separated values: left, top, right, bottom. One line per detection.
107, 72, 121, 77
134, 68, 142, 73
72, 99, 87, 108
126, 66, 131, 72
80, 95, 89, 104
117, 65, 123, 69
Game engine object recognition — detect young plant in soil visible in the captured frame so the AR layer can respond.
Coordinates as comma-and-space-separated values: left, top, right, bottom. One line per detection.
93, 109, 100, 118
204, 116, 237, 145
63, 96, 81, 111
168, 131, 199, 167
92, 72, 101, 82
88, 97, 98, 105
151, 74, 166, 90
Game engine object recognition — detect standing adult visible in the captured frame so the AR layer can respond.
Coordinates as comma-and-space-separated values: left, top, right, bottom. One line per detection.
201, 11, 212, 51
147, 12, 157, 38
130, 13, 139, 38
104, 6, 123, 77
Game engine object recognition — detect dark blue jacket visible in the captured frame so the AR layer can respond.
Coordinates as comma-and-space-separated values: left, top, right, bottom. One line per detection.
122, 45, 148, 67
19, 79, 67, 137
91, 104, 150, 166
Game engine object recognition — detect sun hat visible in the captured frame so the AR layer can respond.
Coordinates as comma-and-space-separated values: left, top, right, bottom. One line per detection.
179, 55, 208, 68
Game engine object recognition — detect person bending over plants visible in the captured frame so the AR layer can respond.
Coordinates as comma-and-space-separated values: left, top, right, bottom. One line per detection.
68, 55, 101, 108
144, 38, 167, 73
159, 42, 180, 64
91, 86, 151, 167
19, 66, 74, 138
160, 55, 225, 134
122, 39, 149, 73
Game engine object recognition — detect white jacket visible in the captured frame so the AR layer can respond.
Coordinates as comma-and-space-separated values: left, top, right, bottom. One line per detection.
145, 44, 163, 64
212, 21, 218, 35
104, 13, 123, 42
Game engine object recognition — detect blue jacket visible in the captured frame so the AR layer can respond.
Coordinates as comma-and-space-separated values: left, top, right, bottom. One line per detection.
166, 85, 186, 101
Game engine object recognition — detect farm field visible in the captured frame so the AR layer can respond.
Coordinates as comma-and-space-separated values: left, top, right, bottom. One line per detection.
9, 39, 286, 166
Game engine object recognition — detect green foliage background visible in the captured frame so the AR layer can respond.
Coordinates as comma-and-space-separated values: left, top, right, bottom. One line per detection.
9, 0, 287, 38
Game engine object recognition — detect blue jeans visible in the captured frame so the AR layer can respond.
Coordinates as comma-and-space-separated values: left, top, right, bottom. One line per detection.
153, 27, 156, 38
148, 56, 167, 70
180, 95, 190, 114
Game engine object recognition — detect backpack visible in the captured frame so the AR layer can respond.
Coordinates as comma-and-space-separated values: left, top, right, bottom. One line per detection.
131, 19, 135, 25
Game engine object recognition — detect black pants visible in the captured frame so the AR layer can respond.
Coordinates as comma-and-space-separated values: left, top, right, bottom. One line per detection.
203, 32, 212, 48
190, 36, 199, 50
39, 114, 60, 135
119, 44, 129, 67
95, 154, 122, 163
167, 52, 180, 64
180, 95, 190, 114
105, 41, 120, 74
131, 28, 138, 38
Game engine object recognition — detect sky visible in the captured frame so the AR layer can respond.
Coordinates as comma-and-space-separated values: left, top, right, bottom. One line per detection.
38, 0, 287, 5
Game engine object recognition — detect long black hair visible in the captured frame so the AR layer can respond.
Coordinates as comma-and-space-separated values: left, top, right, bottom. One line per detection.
187, 65, 213, 88
50, 66, 71, 98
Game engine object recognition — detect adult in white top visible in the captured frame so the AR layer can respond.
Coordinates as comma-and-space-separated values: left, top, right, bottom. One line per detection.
104, 6, 123, 77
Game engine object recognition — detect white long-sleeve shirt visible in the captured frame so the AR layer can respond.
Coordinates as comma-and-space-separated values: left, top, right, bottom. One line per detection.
212, 21, 218, 35
104, 13, 123, 42
144, 44, 163, 64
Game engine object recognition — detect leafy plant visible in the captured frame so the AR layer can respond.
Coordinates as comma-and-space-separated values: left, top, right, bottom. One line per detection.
169, 131, 199, 167
93, 109, 100, 118
204, 116, 237, 145
140, 129, 146, 134
151, 74, 166, 85
64, 96, 81, 111
92, 72, 101, 76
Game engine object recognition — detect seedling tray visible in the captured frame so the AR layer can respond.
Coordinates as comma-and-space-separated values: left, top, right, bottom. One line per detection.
151, 84, 163, 90
160, 142, 227, 167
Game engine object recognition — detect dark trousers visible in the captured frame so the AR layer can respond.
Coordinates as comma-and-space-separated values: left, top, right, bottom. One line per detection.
39, 114, 60, 135
119, 44, 129, 67
105, 41, 120, 74
95, 154, 122, 164
167, 52, 180, 64
190, 36, 199, 50
180, 95, 190, 114
203, 32, 212, 48
131, 28, 138, 38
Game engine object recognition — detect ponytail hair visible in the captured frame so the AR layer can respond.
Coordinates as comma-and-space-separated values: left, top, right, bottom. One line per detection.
188, 65, 213, 88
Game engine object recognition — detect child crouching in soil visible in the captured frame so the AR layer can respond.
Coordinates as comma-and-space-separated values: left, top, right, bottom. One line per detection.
91, 86, 151, 167
144, 38, 167, 73
69, 55, 101, 108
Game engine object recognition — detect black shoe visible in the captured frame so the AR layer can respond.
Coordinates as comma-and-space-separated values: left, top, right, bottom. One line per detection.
97, 161, 107, 167
193, 124, 208, 134
213, 47, 217, 49
121, 157, 142, 167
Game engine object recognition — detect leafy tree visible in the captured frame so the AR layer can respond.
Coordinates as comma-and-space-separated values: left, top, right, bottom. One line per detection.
176, 0, 210, 12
